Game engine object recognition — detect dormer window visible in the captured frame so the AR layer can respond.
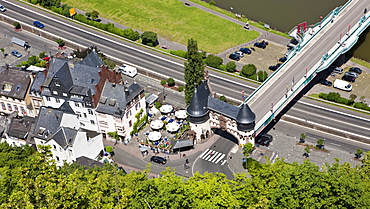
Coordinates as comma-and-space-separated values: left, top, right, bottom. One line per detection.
55, 82, 60, 87
1, 83, 12, 92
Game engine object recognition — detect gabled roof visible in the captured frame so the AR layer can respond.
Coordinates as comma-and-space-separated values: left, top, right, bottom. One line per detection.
58, 101, 74, 114
207, 96, 239, 118
30, 71, 45, 94
70, 63, 100, 95
49, 127, 77, 148
186, 80, 210, 117
0, 67, 31, 100
79, 51, 104, 67
76, 156, 104, 169
33, 107, 64, 140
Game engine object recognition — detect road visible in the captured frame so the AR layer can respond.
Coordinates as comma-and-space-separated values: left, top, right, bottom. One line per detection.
1, 0, 370, 141
249, 0, 370, 127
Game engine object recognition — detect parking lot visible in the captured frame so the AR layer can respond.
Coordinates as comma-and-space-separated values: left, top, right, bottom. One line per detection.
0, 21, 73, 66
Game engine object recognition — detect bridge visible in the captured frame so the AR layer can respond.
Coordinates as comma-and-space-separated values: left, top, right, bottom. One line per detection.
245, 0, 370, 135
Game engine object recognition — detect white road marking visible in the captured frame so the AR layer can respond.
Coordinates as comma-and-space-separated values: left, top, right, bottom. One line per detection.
215, 154, 225, 164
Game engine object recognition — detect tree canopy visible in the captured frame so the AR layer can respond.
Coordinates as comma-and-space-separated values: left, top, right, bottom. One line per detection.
1, 142, 370, 208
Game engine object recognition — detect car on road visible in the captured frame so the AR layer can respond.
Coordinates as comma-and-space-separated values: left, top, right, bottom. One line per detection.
150, 156, 167, 165
256, 133, 273, 146
233, 51, 244, 58
33, 21, 45, 28
349, 67, 362, 74
239, 47, 252, 54
229, 53, 240, 61
254, 42, 266, 49
345, 71, 358, 78
11, 50, 22, 58
342, 75, 356, 82
319, 79, 332, 86
0, 5, 6, 12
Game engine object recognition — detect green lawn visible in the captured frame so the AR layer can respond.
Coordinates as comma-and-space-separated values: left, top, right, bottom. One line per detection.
62, 0, 259, 53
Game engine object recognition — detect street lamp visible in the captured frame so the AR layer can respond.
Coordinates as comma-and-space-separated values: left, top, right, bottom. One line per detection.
319, 16, 323, 27
339, 33, 342, 44
162, 86, 166, 102
305, 67, 308, 78
347, 24, 351, 35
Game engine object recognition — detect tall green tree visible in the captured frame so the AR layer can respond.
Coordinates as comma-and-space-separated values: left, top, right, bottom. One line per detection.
184, 38, 204, 104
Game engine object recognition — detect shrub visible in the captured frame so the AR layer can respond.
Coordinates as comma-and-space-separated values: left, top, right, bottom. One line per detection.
178, 86, 184, 92
123, 28, 140, 41
335, 97, 351, 105
218, 64, 226, 71
160, 80, 166, 86
141, 31, 158, 46
354, 102, 370, 111
327, 92, 340, 102
257, 70, 268, 82
39, 51, 46, 59
205, 54, 223, 68
318, 93, 328, 100
56, 38, 64, 47
219, 95, 227, 102
226, 61, 236, 72
209, 0, 216, 6
13, 22, 21, 29
167, 78, 175, 87
169, 50, 187, 59
105, 146, 113, 153
240, 64, 256, 77
154, 102, 162, 109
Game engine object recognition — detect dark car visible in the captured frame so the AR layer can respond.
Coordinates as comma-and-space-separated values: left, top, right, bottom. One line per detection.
279, 56, 287, 62
33, 21, 45, 28
342, 75, 356, 82
349, 67, 362, 74
256, 133, 273, 146
239, 47, 252, 54
150, 156, 167, 164
254, 42, 266, 49
344, 71, 358, 78
319, 79, 332, 86
269, 65, 277, 71
229, 53, 240, 61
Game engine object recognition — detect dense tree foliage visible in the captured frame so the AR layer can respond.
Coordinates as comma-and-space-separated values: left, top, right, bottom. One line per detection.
141, 31, 158, 47
184, 39, 205, 105
240, 64, 257, 77
205, 54, 223, 68
1, 142, 370, 208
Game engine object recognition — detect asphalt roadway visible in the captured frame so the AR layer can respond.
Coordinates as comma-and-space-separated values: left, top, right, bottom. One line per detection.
1, 0, 370, 140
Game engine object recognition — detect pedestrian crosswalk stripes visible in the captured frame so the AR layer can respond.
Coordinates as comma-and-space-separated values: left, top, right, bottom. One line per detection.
199, 149, 226, 164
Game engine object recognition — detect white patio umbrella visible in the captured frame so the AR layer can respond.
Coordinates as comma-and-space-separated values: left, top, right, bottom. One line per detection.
166, 123, 180, 132
160, 104, 173, 114
148, 131, 162, 141
175, 109, 187, 119
150, 120, 164, 130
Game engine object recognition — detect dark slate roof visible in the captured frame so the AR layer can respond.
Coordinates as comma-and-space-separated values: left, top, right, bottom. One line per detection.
96, 81, 143, 117
186, 81, 210, 117
79, 51, 104, 67
236, 103, 256, 124
33, 107, 64, 140
76, 156, 104, 169
8, 116, 37, 140
49, 127, 77, 148
58, 101, 75, 114
55, 62, 73, 91
43, 59, 69, 87
70, 63, 100, 95
207, 96, 239, 119
30, 71, 45, 94
171, 139, 194, 150
0, 67, 31, 100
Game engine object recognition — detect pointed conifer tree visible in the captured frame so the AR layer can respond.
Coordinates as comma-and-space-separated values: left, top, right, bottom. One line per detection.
184, 39, 205, 104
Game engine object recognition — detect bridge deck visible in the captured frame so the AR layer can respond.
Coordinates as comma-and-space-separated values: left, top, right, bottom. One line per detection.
246, 0, 370, 133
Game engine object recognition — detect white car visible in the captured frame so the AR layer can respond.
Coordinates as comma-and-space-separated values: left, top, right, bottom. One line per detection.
233, 51, 244, 58
0, 5, 6, 12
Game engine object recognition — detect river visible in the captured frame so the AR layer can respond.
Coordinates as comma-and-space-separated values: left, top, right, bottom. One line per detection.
205, 0, 370, 61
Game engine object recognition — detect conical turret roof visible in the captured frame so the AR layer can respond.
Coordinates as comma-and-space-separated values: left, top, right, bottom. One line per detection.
236, 103, 255, 124
186, 80, 210, 117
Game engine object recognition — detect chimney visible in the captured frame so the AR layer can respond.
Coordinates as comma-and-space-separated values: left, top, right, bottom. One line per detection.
125, 87, 129, 97
112, 83, 116, 87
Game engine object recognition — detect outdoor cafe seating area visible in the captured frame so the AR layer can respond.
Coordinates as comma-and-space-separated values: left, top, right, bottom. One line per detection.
139, 104, 190, 154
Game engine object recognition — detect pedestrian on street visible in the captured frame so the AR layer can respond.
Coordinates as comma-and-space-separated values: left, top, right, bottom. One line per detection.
185, 158, 189, 164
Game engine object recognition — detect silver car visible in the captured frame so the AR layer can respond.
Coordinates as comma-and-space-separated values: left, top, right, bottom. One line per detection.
345, 71, 358, 78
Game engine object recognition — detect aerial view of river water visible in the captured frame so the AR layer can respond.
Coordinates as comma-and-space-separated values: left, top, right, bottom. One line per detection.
205, 0, 369, 61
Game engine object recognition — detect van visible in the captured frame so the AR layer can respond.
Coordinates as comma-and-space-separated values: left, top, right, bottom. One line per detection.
333, 79, 352, 92
118, 64, 137, 77
331, 67, 343, 74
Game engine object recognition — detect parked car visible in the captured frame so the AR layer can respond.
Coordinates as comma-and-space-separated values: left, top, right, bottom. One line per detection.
256, 133, 273, 146
233, 51, 244, 58
268, 63, 281, 71
279, 56, 287, 62
33, 21, 45, 28
150, 156, 167, 165
0, 5, 6, 12
11, 50, 22, 58
229, 53, 240, 61
344, 71, 358, 78
319, 79, 332, 86
342, 75, 356, 82
349, 67, 362, 74
239, 47, 252, 54
254, 42, 266, 49
330, 67, 343, 74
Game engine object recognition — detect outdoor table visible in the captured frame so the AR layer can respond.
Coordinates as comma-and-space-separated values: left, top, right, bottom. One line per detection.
175, 109, 187, 119
160, 104, 173, 114
150, 120, 164, 130
148, 131, 162, 141
166, 122, 180, 133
